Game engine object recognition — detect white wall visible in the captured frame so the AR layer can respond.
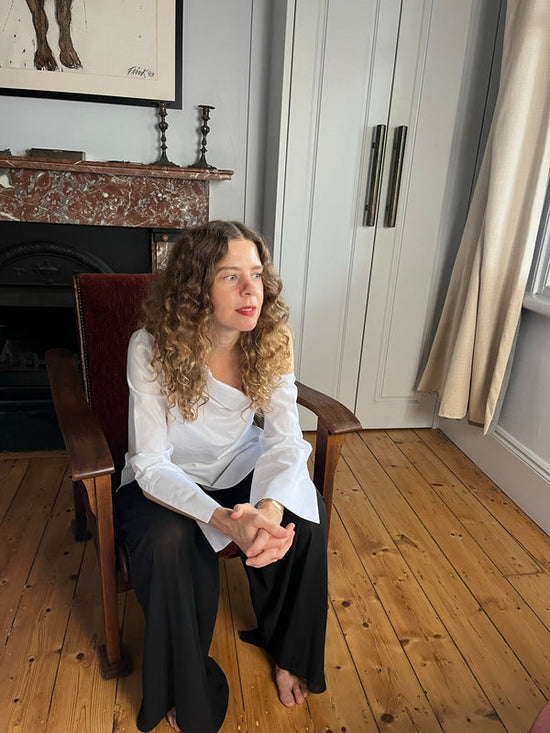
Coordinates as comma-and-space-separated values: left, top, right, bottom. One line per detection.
0, 0, 270, 229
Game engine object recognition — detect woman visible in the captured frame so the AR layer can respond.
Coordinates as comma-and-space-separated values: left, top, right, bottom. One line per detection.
115, 221, 328, 732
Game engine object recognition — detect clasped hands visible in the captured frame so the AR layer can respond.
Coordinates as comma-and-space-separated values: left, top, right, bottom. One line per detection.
209, 501, 295, 568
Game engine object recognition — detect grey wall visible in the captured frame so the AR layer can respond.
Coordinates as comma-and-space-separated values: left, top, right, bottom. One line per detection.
499, 310, 550, 468
440, 306, 550, 534
0, 0, 270, 229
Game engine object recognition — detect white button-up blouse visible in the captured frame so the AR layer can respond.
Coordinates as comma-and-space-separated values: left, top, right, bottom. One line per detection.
119, 328, 320, 551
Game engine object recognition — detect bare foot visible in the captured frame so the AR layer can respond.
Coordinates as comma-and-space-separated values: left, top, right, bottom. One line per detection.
166, 708, 181, 731
275, 665, 308, 707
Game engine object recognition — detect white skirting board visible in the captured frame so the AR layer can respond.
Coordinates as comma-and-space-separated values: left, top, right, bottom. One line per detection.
440, 417, 550, 537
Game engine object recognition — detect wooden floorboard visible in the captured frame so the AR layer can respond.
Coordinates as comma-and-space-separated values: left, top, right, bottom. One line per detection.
1, 429, 549, 732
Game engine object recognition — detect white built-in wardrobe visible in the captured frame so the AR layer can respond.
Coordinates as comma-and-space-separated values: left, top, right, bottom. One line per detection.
266, 0, 503, 428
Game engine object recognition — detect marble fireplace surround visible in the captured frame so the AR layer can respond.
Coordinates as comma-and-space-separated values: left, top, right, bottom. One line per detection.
0, 154, 233, 230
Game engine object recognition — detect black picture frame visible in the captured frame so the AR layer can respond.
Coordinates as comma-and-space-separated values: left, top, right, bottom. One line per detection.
0, 1, 183, 109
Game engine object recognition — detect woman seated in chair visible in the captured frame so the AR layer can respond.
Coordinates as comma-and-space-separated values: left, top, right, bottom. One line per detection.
115, 221, 328, 733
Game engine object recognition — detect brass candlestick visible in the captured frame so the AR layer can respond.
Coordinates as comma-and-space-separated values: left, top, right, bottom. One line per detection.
190, 104, 216, 169
152, 101, 177, 167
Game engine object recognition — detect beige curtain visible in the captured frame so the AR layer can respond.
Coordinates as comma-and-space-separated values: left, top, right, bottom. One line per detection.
418, 0, 550, 433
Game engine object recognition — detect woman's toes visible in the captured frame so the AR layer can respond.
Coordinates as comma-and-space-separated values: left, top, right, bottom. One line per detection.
275, 665, 308, 707
166, 707, 181, 731
295, 681, 308, 705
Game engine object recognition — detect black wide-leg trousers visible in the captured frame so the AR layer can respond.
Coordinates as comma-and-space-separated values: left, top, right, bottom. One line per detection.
114, 477, 328, 733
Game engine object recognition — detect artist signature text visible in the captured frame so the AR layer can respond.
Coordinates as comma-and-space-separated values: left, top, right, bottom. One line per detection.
127, 66, 155, 78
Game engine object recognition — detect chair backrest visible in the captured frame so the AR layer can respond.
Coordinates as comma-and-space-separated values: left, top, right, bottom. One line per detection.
74, 273, 153, 472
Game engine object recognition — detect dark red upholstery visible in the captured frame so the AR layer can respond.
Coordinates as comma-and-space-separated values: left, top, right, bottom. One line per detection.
74, 273, 154, 472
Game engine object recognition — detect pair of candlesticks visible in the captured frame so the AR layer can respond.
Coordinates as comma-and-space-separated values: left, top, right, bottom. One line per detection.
153, 102, 216, 169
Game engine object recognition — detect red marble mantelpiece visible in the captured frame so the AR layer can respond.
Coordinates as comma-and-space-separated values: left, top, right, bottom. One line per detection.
0, 155, 233, 229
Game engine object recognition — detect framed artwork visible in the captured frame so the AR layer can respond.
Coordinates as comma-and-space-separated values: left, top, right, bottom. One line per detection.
0, 0, 182, 108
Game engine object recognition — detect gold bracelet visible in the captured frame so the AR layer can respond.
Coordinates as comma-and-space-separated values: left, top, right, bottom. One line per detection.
256, 498, 284, 514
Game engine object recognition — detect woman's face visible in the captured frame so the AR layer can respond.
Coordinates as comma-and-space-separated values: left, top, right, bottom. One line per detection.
209, 238, 264, 342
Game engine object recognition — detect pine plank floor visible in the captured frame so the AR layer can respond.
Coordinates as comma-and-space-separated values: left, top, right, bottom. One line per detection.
2, 429, 550, 732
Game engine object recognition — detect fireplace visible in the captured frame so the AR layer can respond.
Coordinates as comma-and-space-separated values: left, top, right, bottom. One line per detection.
0, 154, 233, 449
0, 221, 153, 404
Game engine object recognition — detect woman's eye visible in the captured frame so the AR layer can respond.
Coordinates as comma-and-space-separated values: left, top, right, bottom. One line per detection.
225, 274, 237, 281
253, 272, 263, 279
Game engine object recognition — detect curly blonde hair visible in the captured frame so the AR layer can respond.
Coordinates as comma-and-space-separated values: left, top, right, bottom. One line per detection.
142, 220, 290, 421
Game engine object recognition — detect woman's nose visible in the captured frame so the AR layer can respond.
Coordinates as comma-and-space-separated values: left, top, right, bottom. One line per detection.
242, 277, 259, 294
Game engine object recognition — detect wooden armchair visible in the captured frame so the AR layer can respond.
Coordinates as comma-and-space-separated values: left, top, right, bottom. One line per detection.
46, 273, 361, 679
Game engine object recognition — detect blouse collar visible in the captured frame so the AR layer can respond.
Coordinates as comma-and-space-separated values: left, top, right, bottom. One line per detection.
207, 370, 250, 411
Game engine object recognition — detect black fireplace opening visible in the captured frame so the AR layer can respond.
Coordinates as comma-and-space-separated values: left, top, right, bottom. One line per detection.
0, 304, 78, 451
0, 221, 155, 451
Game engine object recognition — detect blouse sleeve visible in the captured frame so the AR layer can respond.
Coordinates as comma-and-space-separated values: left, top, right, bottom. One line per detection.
249, 373, 320, 523
125, 329, 232, 551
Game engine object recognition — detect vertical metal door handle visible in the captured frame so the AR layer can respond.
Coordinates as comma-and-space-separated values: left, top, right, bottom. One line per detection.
385, 125, 408, 227
364, 124, 386, 226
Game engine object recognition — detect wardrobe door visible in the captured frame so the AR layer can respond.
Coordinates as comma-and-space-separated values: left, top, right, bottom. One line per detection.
353, 0, 493, 426
271, 0, 499, 429
274, 0, 402, 416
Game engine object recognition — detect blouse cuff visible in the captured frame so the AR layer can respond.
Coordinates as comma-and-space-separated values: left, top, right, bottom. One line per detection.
197, 521, 234, 552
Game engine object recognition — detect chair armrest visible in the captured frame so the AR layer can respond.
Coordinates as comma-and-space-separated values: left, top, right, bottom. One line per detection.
296, 381, 362, 434
296, 381, 361, 531
46, 348, 115, 481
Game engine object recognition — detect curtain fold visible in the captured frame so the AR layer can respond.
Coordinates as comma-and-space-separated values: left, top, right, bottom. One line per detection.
418, 0, 550, 433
